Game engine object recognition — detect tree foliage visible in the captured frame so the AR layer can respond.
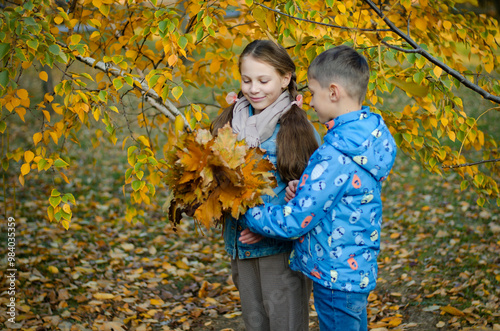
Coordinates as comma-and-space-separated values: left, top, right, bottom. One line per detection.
1, 0, 499, 228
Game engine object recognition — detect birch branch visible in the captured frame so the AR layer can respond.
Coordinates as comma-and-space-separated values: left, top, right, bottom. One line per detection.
442, 158, 500, 169
363, 0, 500, 105
59, 42, 190, 131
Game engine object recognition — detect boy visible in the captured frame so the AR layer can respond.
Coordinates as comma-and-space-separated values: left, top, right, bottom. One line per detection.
239, 45, 397, 330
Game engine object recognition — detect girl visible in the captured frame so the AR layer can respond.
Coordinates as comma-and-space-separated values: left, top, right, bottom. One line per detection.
211, 40, 320, 331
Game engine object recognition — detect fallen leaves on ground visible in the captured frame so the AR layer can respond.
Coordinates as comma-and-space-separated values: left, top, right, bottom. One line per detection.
0, 145, 499, 330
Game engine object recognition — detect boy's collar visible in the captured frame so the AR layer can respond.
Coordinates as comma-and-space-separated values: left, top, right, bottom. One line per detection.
324, 106, 370, 130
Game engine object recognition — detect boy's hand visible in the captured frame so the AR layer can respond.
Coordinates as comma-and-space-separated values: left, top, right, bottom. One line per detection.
285, 179, 299, 202
239, 228, 264, 244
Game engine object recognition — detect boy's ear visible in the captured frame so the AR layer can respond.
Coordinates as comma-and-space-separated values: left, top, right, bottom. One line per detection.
329, 83, 340, 102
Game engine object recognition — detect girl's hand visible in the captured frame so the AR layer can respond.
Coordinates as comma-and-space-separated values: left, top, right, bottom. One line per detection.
239, 228, 264, 244
285, 180, 299, 202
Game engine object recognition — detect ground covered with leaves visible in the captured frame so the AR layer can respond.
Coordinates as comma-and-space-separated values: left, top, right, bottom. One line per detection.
1, 143, 499, 331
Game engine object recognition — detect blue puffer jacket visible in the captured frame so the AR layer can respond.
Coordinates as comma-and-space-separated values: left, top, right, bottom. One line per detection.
245, 107, 397, 293
224, 119, 322, 260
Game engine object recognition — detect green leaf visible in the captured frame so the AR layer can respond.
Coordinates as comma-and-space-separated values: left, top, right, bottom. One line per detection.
51, 189, 61, 197
394, 133, 403, 147
64, 193, 76, 204
54, 158, 69, 167
132, 180, 143, 191
124, 76, 134, 87
0, 43, 10, 60
460, 180, 469, 191
37, 158, 47, 171
49, 196, 61, 208
178, 36, 188, 49
0, 70, 8, 89
14, 48, 27, 62
196, 26, 204, 41
403, 133, 412, 143
172, 86, 183, 100
0, 121, 6, 134
48, 44, 61, 55
113, 78, 123, 90
27, 39, 39, 50
159, 20, 168, 33
203, 16, 212, 28
98, 90, 107, 102
477, 197, 485, 207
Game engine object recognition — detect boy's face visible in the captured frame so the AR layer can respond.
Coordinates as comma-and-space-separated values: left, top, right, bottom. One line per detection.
308, 78, 335, 123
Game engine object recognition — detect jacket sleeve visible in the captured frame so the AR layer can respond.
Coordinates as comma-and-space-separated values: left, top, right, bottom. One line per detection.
245, 148, 350, 240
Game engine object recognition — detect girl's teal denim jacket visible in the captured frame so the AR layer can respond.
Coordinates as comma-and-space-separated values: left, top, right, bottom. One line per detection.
224, 122, 321, 259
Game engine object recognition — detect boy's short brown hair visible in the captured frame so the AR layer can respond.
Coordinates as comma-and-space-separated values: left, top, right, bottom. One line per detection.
308, 45, 369, 104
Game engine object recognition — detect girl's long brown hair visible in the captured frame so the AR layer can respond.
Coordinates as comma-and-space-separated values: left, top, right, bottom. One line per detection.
211, 40, 319, 183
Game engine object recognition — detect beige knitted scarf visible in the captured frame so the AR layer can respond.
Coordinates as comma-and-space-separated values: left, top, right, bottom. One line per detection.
231, 91, 293, 147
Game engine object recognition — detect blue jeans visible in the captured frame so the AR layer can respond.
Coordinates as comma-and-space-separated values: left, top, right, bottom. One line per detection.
313, 282, 368, 331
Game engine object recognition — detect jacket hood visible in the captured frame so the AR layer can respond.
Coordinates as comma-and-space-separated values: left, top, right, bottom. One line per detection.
323, 107, 396, 182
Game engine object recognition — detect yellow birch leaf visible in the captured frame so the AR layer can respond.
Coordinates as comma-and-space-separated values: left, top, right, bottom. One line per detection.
415, 18, 427, 30
443, 21, 452, 30
93, 293, 115, 300
39, 71, 48, 82
440, 305, 465, 316
150, 298, 164, 306
43, 110, 51, 122
62, 203, 71, 214
168, 54, 178, 66
390, 232, 400, 239
388, 317, 402, 327
61, 219, 70, 230
175, 260, 189, 270
137, 135, 150, 147
484, 61, 494, 73
266, 12, 276, 33
59, 171, 70, 184
15, 107, 26, 122
448, 131, 456, 141
433, 66, 443, 78
175, 115, 184, 133
54, 16, 64, 24
21, 163, 30, 176
48, 266, 59, 274
338, 3, 346, 13
194, 111, 202, 122
19, 174, 25, 186
17, 89, 28, 100
24, 150, 35, 163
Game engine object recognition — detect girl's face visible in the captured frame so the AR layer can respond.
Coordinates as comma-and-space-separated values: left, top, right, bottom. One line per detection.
240, 56, 291, 113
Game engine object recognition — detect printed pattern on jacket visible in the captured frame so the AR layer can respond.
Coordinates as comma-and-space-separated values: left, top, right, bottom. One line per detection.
245, 107, 397, 293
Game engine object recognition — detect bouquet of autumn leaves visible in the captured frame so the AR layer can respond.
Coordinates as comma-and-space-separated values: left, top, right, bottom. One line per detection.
162, 124, 276, 229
